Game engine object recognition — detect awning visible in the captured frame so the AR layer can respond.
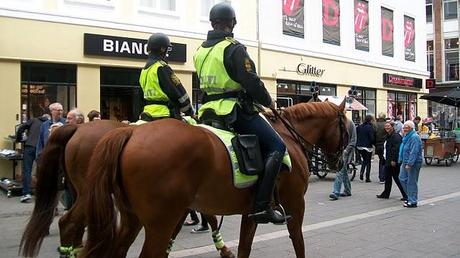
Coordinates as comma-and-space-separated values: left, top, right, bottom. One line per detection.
317, 95, 368, 111
420, 88, 460, 107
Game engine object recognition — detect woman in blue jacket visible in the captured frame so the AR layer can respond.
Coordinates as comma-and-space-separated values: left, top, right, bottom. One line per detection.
398, 120, 423, 208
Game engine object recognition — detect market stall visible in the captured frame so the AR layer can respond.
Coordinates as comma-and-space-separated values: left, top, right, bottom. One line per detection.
420, 88, 460, 166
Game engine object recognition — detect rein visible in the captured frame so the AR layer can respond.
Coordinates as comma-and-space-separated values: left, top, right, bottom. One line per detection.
268, 106, 346, 166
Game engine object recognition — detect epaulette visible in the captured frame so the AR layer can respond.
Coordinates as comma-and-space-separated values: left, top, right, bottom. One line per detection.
158, 60, 167, 66
225, 37, 239, 45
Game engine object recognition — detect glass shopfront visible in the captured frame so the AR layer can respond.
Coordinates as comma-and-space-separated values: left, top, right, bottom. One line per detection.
351, 87, 376, 124
276, 80, 336, 108
21, 62, 76, 122
100, 67, 143, 122
387, 91, 417, 121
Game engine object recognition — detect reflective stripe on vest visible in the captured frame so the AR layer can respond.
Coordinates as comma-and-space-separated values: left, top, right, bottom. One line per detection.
194, 39, 242, 118
139, 61, 170, 118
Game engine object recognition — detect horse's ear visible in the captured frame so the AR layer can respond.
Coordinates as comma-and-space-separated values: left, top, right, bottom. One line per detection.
338, 98, 346, 111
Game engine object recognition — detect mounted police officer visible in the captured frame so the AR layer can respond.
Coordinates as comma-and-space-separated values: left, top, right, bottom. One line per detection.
194, 3, 290, 224
139, 33, 193, 121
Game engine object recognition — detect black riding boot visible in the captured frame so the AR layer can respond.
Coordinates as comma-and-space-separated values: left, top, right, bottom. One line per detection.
252, 151, 291, 224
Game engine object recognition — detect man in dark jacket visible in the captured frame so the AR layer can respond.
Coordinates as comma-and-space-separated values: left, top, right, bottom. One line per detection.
16, 114, 50, 203
356, 115, 375, 182
375, 113, 387, 183
376, 121, 407, 200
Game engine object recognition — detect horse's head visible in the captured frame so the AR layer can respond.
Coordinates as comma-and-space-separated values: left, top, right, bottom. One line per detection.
282, 100, 349, 169
317, 100, 349, 169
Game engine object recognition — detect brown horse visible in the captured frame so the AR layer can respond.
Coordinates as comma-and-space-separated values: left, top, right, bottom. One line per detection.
19, 120, 128, 257
19, 120, 235, 258
80, 101, 348, 258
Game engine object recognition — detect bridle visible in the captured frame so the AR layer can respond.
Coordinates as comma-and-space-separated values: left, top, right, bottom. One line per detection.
268, 106, 347, 168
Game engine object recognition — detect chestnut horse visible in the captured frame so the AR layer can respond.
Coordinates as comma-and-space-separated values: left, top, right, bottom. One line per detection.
19, 120, 235, 258
19, 120, 128, 257
80, 101, 348, 258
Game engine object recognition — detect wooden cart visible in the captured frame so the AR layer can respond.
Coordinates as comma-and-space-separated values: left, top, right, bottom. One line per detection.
423, 137, 456, 166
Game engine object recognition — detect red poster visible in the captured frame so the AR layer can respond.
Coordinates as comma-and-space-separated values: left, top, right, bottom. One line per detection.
354, 0, 369, 51
381, 7, 394, 57
283, 0, 305, 38
322, 0, 340, 45
404, 15, 416, 61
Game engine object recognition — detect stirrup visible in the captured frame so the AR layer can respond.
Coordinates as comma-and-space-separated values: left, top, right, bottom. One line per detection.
249, 204, 291, 225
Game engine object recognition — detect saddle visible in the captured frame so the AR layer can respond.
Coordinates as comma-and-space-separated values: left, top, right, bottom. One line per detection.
200, 109, 263, 176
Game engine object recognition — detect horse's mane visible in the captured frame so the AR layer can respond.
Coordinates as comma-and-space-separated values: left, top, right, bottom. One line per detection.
284, 101, 340, 120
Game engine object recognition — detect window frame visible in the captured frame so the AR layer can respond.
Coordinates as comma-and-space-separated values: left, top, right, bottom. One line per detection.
443, 0, 458, 20
64, 0, 116, 8
426, 0, 433, 23
138, 0, 179, 16
200, 0, 231, 21
443, 38, 459, 82
427, 40, 434, 78
352, 87, 376, 123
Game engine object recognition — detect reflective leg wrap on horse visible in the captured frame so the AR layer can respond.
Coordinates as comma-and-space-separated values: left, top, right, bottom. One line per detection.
212, 230, 225, 250
252, 151, 291, 224
58, 245, 81, 258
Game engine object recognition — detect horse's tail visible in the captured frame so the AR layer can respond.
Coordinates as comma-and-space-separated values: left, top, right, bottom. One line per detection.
19, 124, 79, 258
80, 126, 134, 258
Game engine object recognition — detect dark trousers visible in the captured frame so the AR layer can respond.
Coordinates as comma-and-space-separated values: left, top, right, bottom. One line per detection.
377, 150, 385, 182
232, 111, 286, 159
22, 145, 36, 195
380, 164, 407, 199
358, 149, 372, 180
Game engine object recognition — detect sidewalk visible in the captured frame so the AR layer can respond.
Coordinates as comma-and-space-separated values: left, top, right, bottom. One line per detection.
1, 159, 459, 258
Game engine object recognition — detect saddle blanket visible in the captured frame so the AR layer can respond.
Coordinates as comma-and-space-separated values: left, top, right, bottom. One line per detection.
132, 117, 292, 188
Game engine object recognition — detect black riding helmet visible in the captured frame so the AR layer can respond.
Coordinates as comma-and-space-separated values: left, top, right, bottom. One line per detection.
147, 33, 172, 54
209, 2, 237, 26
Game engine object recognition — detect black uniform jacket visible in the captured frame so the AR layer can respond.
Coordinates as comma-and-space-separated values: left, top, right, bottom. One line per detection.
384, 131, 402, 166
144, 55, 193, 116
200, 30, 272, 108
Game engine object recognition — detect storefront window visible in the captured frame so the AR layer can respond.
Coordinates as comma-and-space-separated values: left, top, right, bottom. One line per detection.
426, 0, 433, 22
276, 80, 336, 108
352, 87, 376, 123
443, 0, 458, 20
387, 91, 417, 121
100, 67, 142, 122
444, 38, 459, 81
21, 62, 76, 121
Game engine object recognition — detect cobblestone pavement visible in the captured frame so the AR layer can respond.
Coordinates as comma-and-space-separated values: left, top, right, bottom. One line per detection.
1, 159, 459, 258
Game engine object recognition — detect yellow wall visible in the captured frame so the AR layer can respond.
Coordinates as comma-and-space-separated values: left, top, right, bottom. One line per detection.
77, 65, 101, 118
0, 61, 21, 178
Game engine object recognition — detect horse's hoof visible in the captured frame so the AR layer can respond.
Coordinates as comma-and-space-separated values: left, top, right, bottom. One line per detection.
219, 246, 235, 258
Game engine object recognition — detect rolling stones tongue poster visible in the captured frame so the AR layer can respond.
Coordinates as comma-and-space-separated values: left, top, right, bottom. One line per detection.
354, 0, 369, 51
322, 0, 341, 45
282, 0, 304, 38
381, 7, 394, 57
404, 15, 416, 62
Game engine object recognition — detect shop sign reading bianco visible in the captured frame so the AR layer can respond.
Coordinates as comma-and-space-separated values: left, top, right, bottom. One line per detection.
83, 33, 186, 62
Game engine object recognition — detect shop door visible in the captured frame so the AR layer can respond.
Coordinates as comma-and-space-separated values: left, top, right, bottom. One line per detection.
100, 67, 142, 122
